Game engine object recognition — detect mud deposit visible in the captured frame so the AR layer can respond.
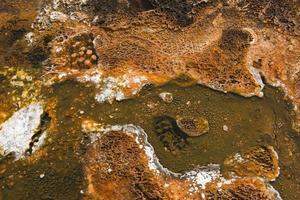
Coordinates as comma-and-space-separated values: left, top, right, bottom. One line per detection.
1, 0, 300, 200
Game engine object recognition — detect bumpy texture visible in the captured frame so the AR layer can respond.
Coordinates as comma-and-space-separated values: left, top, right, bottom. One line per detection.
36, 0, 300, 128
50, 33, 98, 69
223, 146, 280, 181
205, 178, 279, 200
176, 116, 209, 137
1, 1, 300, 199
83, 126, 281, 200
153, 115, 188, 154
84, 130, 179, 200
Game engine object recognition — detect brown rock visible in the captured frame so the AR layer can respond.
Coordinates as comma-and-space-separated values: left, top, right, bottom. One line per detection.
78, 57, 85, 63
86, 49, 93, 55
91, 54, 97, 61
176, 116, 209, 137
84, 59, 92, 66
223, 145, 280, 181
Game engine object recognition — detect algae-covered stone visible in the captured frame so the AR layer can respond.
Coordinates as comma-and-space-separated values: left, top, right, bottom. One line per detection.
176, 116, 209, 137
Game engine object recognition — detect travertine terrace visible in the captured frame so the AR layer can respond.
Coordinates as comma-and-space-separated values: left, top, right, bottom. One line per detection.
0, 0, 300, 200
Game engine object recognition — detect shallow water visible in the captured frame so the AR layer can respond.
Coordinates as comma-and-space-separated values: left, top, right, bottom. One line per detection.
1, 0, 300, 199
10, 79, 299, 199
0, 71, 300, 200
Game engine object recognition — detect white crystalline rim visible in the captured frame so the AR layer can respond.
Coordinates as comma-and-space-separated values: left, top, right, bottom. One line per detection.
32, 131, 48, 154
25, 32, 35, 45
0, 103, 45, 159
90, 125, 222, 185
33, 0, 95, 29
91, 124, 178, 176
181, 164, 222, 190
77, 70, 148, 104
267, 183, 283, 200
268, 146, 281, 181
88, 124, 282, 199
249, 66, 265, 97
95, 75, 147, 103
77, 70, 103, 84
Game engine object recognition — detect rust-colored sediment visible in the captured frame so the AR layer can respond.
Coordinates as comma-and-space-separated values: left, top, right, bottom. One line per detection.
1, 0, 299, 199
83, 130, 194, 200
83, 128, 280, 200
39, 0, 300, 127
0, 0, 41, 66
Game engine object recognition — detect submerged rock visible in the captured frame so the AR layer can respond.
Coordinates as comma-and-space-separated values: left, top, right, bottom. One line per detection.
204, 177, 281, 200
222, 124, 229, 132
152, 115, 209, 154
153, 115, 188, 154
223, 145, 280, 181
176, 116, 209, 137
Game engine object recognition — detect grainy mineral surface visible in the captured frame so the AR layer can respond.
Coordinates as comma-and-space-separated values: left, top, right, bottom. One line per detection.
0, 0, 300, 200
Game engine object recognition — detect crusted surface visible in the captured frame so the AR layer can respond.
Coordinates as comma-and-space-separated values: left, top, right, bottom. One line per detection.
205, 178, 279, 200
1, 0, 300, 199
176, 116, 209, 137
83, 126, 281, 200
223, 146, 280, 181
50, 32, 98, 70
84, 130, 180, 200
34, 0, 300, 126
